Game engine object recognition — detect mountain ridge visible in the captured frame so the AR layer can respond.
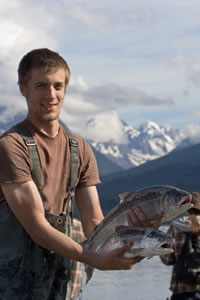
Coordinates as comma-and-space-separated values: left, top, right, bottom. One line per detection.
88, 118, 187, 169
0, 108, 197, 178
97, 142, 200, 213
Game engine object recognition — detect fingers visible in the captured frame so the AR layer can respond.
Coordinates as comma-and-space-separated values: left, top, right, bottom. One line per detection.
151, 219, 161, 229
129, 256, 143, 265
127, 207, 150, 226
127, 208, 161, 228
119, 251, 143, 269
130, 255, 144, 265
108, 246, 142, 270
96, 243, 143, 272
112, 243, 142, 264
127, 210, 140, 225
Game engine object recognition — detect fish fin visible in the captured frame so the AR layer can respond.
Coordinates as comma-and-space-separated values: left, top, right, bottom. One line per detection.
85, 264, 95, 284
133, 248, 144, 255
119, 191, 135, 202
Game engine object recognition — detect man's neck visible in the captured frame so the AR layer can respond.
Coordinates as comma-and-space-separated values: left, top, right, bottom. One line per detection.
27, 117, 60, 138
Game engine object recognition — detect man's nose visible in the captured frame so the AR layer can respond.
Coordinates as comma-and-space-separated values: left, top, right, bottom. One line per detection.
46, 86, 56, 99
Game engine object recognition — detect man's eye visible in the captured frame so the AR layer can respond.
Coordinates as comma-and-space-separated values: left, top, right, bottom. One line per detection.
55, 84, 64, 90
36, 84, 45, 89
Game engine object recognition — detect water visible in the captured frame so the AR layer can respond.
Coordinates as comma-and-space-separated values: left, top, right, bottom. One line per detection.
82, 256, 173, 300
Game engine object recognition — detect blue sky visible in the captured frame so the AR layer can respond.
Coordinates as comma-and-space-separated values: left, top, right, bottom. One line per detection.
1, 0, 200, 142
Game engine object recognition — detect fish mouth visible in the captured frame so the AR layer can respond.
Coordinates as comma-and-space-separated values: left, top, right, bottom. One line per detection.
160, 239, 174, 249
180, 194, 192, 207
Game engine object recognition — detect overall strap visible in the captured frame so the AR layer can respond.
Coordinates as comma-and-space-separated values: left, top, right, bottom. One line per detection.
63, 128, 80, 214
14, 124, 80, 214
14, 124, 42, 192
64, 129, 80, 192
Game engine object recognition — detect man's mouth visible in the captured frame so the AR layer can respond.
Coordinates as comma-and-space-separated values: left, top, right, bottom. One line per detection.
42, 103, 57, 111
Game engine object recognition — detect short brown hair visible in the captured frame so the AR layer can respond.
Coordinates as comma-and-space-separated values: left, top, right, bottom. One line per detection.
18, 48, 71, 86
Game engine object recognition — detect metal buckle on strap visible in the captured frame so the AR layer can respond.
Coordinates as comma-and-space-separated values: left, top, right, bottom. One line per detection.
69, 138, 78, 147
69, 188, 75, 199
25, 139, 36, 146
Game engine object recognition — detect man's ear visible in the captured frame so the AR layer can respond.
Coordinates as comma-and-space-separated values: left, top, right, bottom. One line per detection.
19, 84, 27, 97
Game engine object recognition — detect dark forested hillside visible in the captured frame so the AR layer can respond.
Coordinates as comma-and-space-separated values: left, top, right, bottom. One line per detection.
97, 143, 200, 214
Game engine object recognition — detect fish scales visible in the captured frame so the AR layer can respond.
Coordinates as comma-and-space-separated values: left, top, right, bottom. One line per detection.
86, 185, 192, 251
85, 224, 175, 283
98, 226, 174, 259
84, 185, 192, 283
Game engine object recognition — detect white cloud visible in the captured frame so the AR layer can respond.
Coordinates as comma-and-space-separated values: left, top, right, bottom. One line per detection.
84, 111, 127, 143
0, 1, 58, 92
69, 110, 127, 143
0, 95, 27, 124
0, 21, 23, 54
0, 0, 21, 11
68, 82, 175, 108
59, 75, 176, 139
68, 4, 154, 29
68, 75, 88, 91
170, 54, 189, 69
189, 68, 200, 88
169, 54, 200, 100
1, 0, 200, 138
69, 5, 109, 28
61, 93, 128, 143
183, 123, 200, 143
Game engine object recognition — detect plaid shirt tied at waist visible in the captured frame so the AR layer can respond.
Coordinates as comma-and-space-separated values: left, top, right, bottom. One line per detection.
160, 225, 200, 295
71, 218, 85, 300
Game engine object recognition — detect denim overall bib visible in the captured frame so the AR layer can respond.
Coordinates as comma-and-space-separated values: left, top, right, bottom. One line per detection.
0, 125, 79, 300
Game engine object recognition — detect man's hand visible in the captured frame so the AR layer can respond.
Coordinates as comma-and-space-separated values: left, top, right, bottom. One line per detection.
85, 242, 143, 284
127, 206, 161, 228
94, 243, 142, 271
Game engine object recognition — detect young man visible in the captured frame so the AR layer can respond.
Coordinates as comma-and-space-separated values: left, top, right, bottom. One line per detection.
0, 48, 149, 299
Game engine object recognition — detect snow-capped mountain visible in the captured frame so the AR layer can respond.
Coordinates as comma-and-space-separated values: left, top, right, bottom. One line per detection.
0, 106, 193, 171
88, 119, 186, 169
0, 108, 26, 135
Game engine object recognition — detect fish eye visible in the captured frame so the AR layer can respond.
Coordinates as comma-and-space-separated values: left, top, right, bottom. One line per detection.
166, 189, 180, 198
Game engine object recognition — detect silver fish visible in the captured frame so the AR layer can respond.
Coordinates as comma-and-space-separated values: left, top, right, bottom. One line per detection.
98, 225, 174, 259
86, 185, 192, 251
84, 185, 192, 282
85, 225, 174, 283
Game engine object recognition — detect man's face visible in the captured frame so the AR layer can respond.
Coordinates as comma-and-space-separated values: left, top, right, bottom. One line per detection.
20, 67, 67, 125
